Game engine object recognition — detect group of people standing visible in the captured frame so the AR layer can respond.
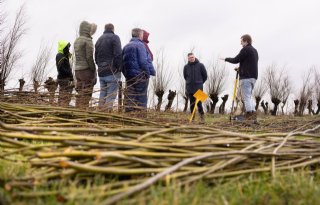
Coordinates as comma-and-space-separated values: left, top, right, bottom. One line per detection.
56, 21, 155, 112
56, 20, 259, 122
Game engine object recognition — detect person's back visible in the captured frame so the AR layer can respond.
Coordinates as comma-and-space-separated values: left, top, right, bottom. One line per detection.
95, 23, 122, 110
122, 28, 154, 112
56, 41, 73, 81
122, 38, 150, 79
238, 44, 258, 80
95, 24, 122, 77
74, 21, 96, 71
73, 21, 97, 108
55, 41, 73, 106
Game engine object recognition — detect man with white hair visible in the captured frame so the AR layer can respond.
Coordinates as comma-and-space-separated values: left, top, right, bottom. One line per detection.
122, 28, 155, 112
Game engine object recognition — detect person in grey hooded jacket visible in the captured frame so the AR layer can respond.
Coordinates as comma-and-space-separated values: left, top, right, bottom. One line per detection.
74, 21, 97, 108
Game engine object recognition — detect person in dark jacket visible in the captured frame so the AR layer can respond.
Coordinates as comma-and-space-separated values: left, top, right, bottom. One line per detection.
56, 40, 74, 107
221, 34, 259, 120
95, 23, 122, 110
183, 53, 207, 122
122, 28, 155, 112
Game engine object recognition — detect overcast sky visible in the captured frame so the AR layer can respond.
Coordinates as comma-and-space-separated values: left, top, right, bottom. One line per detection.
3, 0, 320, 106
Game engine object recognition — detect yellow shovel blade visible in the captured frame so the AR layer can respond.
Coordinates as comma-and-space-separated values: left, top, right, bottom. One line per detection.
193, 89, 208, 102
189, 90, 208, 122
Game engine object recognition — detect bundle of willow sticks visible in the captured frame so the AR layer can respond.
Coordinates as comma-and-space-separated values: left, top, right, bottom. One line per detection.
0, 102, 320, 205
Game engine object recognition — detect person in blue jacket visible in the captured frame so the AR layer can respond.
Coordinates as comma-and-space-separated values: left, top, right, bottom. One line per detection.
122, 28, 155, 112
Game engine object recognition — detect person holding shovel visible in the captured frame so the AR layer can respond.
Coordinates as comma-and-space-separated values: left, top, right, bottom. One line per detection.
220, 34, 259, 121
183, 53, 207, 123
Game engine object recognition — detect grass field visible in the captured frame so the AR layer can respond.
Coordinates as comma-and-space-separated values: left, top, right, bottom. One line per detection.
0, 102, 319, 205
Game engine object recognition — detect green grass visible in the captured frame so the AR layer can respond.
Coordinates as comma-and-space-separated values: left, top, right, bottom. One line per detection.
122, 171, 320, 205
2, 160, 320, 205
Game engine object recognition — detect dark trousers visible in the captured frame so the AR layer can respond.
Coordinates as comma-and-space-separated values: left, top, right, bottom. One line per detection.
188, 93, 204, 115
57, 79, 73, 107
75, 69, 96, 108
124, 75, 149, 112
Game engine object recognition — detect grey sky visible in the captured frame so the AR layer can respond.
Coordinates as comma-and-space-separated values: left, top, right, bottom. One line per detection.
4, 0, 320, 104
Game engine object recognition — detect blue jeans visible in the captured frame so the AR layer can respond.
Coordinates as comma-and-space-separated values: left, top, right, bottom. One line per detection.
240, 78, 256, 112
99, 72, 121, 108
124, 76, 149, 112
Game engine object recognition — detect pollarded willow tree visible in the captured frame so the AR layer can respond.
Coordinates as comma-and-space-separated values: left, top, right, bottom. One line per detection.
296, 68, 313, 116
152, 49, 172, 111
206, 59, 228, 114
31, 43, 51, 93
279, 75, 291, 115
265, 64, 289, 116
0, 4, 27, 92
253, 79, 268, 111
313, 67, 320, 115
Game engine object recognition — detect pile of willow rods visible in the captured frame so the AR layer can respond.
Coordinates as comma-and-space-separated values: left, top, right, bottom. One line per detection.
0, 102, 320, 205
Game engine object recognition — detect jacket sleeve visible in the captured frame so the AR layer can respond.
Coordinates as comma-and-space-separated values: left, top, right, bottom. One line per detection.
201, 64, 207, 83
113, 35, 122, 69
137, 45, 150, 77
86, 40, 96, 71
225, 48, 246, 64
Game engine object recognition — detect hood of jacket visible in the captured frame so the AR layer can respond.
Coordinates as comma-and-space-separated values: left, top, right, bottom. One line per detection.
142, 30, 150, 43
58, 41, 70, 54
79, 21, 92, 38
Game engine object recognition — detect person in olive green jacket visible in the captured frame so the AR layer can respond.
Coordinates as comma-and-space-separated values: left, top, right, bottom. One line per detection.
74, 21, 97, 108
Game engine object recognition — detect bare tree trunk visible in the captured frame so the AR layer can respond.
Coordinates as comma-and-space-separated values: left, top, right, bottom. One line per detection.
155, 90, 164, 111
271, 97, 281, 116
183, 96, 188, 112
209, 94, 219, 114
0, 79, 5, 93
18, 78, 25, 92
298, 100, 307, 116
261, 100, 269, 115
281, 99, 288, 115
316, 100, 320, 115
44, 77, 57, 104
255, 96, 261, 111
33, 80, 40, 94
165, 90, 176, 111
307, 99, 313, 115
293, 99, 299, 115
219, 94, 228, 114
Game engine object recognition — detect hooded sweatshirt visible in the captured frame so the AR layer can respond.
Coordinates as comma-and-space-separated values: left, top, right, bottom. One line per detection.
142, 30, 153, 61
74, 21, 96, 71
56, 41, 73, 80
